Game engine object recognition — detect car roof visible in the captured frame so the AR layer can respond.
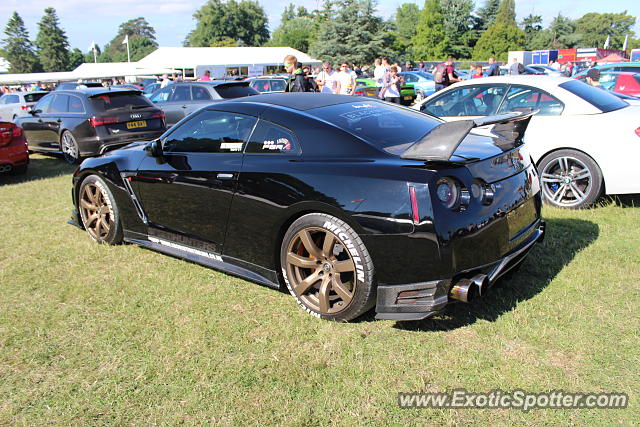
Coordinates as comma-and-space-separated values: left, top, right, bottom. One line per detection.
447, 75, 573, 90
176, 80, 249, 86
231, 93, 376, 111
54, 87, 143, 96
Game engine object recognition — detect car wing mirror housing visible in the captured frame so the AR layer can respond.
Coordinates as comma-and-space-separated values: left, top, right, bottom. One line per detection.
144, 139, 165, 163
29, 109, 41, 115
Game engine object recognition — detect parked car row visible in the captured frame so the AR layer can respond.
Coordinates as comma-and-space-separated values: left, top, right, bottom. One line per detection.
413, 75, 640, 209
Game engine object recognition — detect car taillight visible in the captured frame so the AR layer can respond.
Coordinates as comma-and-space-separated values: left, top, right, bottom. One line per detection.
635, 127, 640, 138
89, 116, 118, 127
409, 185, 420, 224
151, 111, 165, 120
12, 125, 22, 137
21, 105, 30, 110
0, 124, 14, 146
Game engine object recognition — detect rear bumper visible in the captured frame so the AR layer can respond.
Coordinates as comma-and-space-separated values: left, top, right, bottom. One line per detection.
374, 220, 545, 321
0, 137, 29, 167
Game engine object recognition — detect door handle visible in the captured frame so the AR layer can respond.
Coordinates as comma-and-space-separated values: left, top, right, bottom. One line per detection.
57, 119, 62, 123
38, 119, 43, 123
216, 173, 234, 180
181, 105, 188, 109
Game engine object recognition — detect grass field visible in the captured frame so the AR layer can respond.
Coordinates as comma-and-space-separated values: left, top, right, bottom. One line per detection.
0, 154, 638, 425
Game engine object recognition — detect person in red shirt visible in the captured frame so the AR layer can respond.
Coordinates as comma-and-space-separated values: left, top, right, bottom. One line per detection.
443, 57, 462, 87
472, 64, 484, 79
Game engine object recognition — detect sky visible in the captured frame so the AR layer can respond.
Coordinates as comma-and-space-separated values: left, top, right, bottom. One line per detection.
1, 0, 638, 52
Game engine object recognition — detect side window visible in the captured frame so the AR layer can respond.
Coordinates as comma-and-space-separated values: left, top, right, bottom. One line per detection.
404, 74, 417, 83
150, 86, 172, 103
49, 95, 69, 113
163, 110, 257, 153
251, 80, 268, 92
270, 79, 286, 92
5, 95, 19, 104
170, 85, 191, 102
68, 96, 85, 113
192, 86, 212, 101
0, 95, 7, 104
498, 86, 564, 116
245, 120, 300, 155
34, 94, 54, 113
421, 85, 506, 117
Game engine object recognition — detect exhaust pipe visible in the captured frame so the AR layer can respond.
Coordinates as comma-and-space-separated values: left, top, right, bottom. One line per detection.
449, 278, 477, 303
470, 274, 489, 296
449, 274, 489, 302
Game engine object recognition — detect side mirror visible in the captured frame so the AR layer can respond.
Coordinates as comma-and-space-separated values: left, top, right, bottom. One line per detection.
144, 139, 163, 158
29, 109, 41, 116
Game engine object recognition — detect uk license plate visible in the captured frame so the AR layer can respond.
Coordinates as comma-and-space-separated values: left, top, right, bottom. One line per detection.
126, 120, 147, 129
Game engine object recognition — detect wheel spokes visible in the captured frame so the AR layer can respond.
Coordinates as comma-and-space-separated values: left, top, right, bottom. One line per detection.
294, 270, 321, 295
572, 168, 591, 181
331, 276, 353, 302
299, 229, 322, 259
287, 252, 317, 269
334, 259, 355, 273
317, 277, 331, 313
322, 233, 335, 258
540, 173, 562, 183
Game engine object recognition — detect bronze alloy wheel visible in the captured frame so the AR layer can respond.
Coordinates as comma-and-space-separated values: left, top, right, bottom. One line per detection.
80, 181, 112, 240
77, 175, 124, 244
285, 226, 359, 315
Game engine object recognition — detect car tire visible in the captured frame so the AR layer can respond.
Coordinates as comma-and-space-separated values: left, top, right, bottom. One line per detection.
61, 130, 81, 164
280, 213, 375, 321
78, 174, 123, 245
538, 149, 603, 209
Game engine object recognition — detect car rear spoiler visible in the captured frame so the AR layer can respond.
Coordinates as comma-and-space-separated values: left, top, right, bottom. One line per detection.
400, 109, 537, 162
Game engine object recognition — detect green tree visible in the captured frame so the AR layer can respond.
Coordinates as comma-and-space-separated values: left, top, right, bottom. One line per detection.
473, 0, 524, 61
100, 17, 158, 62
310, 0, 389, 65
68, 47, 84, 69
412, 0, 449, 61
269, 17, 316, 52
0, 11, 40, 73
35, 7, 69, 71
476, 0, 500, 30
441, 0, 476, 59
520, 14, 543, 50
574, 12, 636, 49
281, 3, 311, 22
185, 0, 269, 47
548, 14, 580, 49
395, 3, 420, 42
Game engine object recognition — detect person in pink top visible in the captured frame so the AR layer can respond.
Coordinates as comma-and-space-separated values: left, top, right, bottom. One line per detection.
199, 70, 211, 81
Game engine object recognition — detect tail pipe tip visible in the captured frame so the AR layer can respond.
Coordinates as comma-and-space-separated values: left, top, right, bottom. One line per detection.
449, 274, 489, 303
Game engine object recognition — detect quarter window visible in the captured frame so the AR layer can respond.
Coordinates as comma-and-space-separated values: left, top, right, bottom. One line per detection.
270, 79, 287, 92
192, 86, 212, 101
68, 96, 85, 113
244, 120, 300, 154
498, 86, 564, 116
163, 110, 257, 153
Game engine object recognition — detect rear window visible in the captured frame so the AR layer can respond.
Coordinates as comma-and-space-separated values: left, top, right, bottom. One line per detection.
24, 93, 47, 103
214, 84, 259, 99
310, 101, 440, 153
559, 80, 628, 113
90, 92, 153, 111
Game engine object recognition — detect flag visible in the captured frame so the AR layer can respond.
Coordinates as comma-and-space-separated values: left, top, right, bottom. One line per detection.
623, 34, 629, 51
88, 41, 96, 52
122, 34, 129, 45
603, 35, 610, 49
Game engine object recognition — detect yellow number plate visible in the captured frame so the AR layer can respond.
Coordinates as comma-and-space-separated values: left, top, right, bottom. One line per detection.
403, 96, 412, 100
126, 120, 147, 129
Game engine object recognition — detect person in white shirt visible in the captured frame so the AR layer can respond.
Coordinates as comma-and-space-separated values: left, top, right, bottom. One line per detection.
160, 74, 172, 88
315, 62, 337, 94
373, 58, 386, 97
335, 63, 356, 95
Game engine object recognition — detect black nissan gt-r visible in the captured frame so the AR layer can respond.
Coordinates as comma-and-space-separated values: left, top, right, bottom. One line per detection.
70, 93, 545, 322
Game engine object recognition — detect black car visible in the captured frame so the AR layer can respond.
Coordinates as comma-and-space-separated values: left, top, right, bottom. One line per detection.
55, 81, 103, 91
16, 88, 166, 163
70, 94, 544, 322
148, 81, 258, 127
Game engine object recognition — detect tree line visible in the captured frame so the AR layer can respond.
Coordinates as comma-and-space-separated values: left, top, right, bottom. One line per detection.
1, 0, 639, 74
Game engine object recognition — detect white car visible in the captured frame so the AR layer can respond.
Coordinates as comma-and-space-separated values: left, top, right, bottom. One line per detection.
413, 76, 640, 208
0, 91, 49, 122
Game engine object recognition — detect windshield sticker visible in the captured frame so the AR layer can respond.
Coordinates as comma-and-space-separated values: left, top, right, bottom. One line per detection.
220, 142, 243, 151
339, 107, 390, 121
351, 103, 376, 109
262, 137, 291, 151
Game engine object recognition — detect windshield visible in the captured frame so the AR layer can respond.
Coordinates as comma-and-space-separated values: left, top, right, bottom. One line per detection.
90, 92, 153, 111
309, 101, 440, 154
559, 80, 628, 113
